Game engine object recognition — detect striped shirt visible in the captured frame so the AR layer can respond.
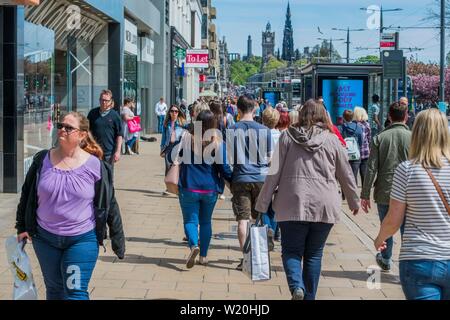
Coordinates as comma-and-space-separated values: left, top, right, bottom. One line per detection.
390, 160, 450, 261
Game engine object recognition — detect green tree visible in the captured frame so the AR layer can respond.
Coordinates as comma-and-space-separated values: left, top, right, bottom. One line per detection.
310, 40, 342, 63
354, 55, 380, 64
230, 60, 259, 85
263, 56, 287, 73
294, 58, 308, 67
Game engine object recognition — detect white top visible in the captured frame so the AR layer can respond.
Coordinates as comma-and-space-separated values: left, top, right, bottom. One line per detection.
270, 129, 281, 147
121, 106, 137, 140
391, 160, 450, 261
370, 103, 380, 129
155, 102, 168, 116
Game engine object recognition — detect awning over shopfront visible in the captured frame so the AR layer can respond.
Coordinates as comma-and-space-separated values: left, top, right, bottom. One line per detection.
0, 0, 40, 5
24, 0, 108, 50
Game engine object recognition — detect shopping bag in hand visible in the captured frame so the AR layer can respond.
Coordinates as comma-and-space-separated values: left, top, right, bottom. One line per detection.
242, 216, 271, 281
5, 236, 38, 300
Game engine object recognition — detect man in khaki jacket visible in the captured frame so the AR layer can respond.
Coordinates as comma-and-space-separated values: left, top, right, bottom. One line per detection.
361, 102, 411, 271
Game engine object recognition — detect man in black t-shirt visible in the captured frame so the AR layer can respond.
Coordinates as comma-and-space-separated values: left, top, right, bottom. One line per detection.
88, 90, 123, 164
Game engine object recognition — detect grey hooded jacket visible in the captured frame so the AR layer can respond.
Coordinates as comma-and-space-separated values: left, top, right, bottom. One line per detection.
255, 125, 360, 224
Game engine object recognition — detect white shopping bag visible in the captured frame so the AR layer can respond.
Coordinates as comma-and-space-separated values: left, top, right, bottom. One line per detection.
242, 218, 271, 281
5, 236, 38, 300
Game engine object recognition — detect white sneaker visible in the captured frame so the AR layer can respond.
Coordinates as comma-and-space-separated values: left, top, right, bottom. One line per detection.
127, 146, 136, 155
186, 246, 200, 269
199, 256, 208, 266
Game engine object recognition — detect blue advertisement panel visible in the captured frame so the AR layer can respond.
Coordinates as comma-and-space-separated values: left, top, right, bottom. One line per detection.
322, 79, 365, 123
263, 91, 280, 107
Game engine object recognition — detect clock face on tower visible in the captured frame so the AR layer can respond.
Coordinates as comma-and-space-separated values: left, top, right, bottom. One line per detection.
266, 37, 271, 42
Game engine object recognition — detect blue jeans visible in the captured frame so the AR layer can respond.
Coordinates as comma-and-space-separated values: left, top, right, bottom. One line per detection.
32, 225, 99, 300
126, 136, 137, 149
179, 189, 218, 257
262, 202, 277, 233
377, 204, 405, 264
400, 260, 450, 300
278, 221, 333, 300
158, 115, 165, 133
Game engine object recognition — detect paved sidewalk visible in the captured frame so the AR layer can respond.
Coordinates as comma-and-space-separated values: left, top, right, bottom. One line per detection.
0, 136, 404, 300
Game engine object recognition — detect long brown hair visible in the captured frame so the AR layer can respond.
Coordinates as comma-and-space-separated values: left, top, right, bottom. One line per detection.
164, 104, 186, 127
295, 99, 333, 132
61, 112, 104, 159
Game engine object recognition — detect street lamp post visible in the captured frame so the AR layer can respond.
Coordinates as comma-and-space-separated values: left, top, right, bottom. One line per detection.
332, 27, 365, 64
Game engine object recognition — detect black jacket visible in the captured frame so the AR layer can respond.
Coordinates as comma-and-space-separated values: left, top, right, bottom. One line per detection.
15, 150, 125, 259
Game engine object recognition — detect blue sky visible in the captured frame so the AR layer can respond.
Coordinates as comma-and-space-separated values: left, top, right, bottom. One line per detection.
214, 0, 443, 63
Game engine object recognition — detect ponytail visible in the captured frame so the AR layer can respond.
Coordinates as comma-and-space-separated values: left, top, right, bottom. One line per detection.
80, 132, 104, 160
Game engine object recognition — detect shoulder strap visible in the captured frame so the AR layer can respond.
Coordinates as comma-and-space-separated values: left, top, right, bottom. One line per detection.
423, 165, 450, 216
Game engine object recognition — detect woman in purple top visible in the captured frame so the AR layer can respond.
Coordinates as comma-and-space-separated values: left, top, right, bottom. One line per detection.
16, 112, 125, 300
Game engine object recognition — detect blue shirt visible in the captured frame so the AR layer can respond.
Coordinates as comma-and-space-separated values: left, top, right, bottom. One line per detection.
169, 141, 232, 194
161, 120, 184, 151
228, 121, 272, 183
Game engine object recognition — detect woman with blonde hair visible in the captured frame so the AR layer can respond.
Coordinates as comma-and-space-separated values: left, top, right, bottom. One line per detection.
353, 106, 371, 186
374, 108, 450, 300
16, 112, 125, 300
289, 110, 299, 125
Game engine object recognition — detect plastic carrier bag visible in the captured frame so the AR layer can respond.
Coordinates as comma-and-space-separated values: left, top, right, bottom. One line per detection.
5, 236, 38, 300
242, 216, 271, 281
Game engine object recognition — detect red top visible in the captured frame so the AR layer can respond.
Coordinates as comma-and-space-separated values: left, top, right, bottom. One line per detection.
333, 125, 347, 147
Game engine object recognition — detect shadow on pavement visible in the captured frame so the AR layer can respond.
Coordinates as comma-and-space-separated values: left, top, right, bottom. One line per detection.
98, 254, 238, 272
321, 270, 400, 285
125, 237, 241, 251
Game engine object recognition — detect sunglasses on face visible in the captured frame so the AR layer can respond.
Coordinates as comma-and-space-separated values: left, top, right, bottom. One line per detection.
57, 123, 80, 134
170, 110, 179, 114
100, 99, 111, 103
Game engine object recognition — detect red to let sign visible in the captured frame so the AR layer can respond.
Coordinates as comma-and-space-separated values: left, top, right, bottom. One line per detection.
186, 50, 209, 68
380, 33, 396, 50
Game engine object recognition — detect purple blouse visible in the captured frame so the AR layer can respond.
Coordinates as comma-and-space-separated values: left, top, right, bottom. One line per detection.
36, 153, 101, 236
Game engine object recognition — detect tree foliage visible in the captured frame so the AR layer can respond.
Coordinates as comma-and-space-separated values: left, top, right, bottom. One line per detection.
230, 56, 263, 85
310, 40, 342, 63
262, 56, 287, 73
354, 55, 380, 64
407, 58, 440, 76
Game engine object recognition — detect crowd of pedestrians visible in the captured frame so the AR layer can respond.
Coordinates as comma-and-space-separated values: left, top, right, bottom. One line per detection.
12, 88, 450, 301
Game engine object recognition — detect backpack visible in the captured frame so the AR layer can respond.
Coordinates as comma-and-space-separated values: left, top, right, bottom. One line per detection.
342, 125, 361, 161
344, 136, 361, 161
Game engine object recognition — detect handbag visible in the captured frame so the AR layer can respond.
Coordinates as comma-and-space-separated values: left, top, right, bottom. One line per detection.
164, 163, 180, 194
163, 132, 186, 194
127, 116, 142, 134
423, 165, 450, 216
242, 214, 272, 281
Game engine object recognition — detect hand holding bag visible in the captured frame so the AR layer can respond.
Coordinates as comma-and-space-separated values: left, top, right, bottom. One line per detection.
127, 116, 142, 134
5, 236, 38, 300
242, 214, 272, 281
164, 131, 186, 195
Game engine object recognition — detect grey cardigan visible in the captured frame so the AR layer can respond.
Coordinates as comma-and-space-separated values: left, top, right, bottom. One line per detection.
255, 126, 360, 224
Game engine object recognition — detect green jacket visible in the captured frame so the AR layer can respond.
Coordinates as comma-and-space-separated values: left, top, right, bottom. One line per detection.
361, 123, 411, 204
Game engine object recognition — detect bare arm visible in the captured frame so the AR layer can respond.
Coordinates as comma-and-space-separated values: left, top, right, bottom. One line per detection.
374, 199, 406, 250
